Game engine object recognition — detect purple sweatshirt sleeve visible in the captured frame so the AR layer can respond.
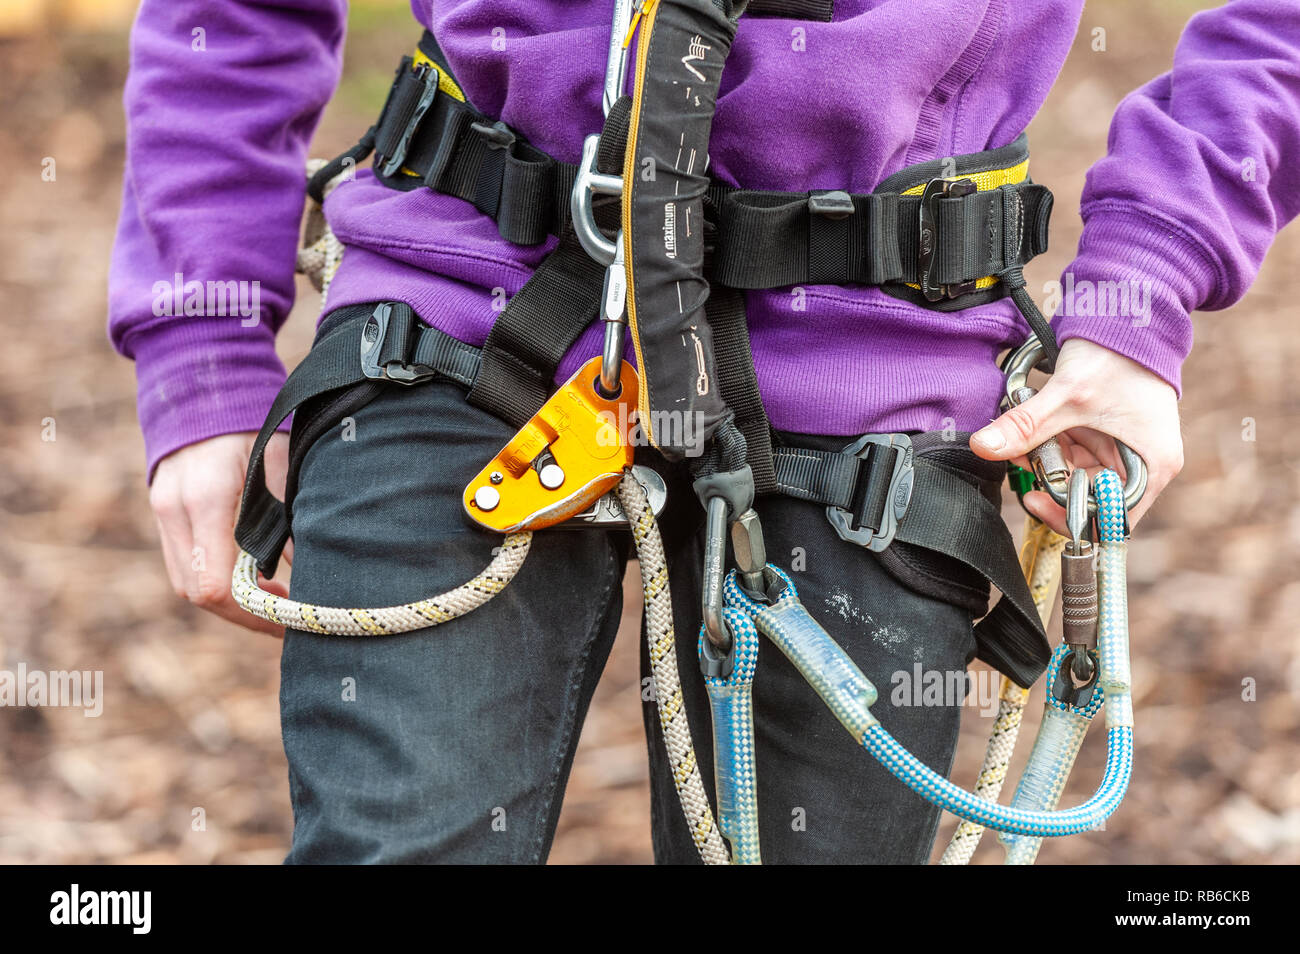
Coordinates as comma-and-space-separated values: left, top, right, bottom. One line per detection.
1055, 0, 1300, 395
108, 0, 346, 479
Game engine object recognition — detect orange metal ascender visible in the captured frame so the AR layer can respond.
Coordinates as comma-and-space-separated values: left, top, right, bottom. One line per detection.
463, 356, 639, 532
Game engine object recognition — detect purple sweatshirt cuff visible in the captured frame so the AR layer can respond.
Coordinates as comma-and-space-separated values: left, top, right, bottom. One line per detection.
127, 317, 288, 481
1052, 203, 1223, 397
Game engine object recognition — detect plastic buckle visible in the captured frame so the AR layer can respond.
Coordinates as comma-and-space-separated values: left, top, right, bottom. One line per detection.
826, 433, 915, 552
917, 177, 977, 301
807, 189, 855, 220
378, 63, 440, 178
360, 303, 436, 386
470, 119, 517, 152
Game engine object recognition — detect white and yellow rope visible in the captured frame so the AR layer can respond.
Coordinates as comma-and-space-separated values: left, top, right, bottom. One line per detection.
939, 516, 1066, 865
297, 159, 348, 302
232, 533, 532, 635
231, 474, 727, 863
616, 475, 729, 864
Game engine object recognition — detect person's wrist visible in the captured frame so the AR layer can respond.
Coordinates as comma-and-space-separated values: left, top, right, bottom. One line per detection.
125, 317, 287, 481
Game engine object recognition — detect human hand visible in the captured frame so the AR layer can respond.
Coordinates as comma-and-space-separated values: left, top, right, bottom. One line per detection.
970, 338, 1183, 534
149, 432, 290, 636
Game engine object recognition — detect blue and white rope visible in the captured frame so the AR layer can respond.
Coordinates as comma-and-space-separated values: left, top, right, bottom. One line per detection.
721, 469, 1134, 840
699, 607, 762, 864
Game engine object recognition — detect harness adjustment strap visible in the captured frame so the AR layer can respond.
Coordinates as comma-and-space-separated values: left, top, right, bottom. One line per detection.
823, 434, 915, 551
377, 60, 441, 177
466, 231, 606, 429
361, 301, 481, 388
771, 436, 1050, 685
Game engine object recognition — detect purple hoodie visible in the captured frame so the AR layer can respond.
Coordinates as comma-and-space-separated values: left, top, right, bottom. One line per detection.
110, 1, 1300, 478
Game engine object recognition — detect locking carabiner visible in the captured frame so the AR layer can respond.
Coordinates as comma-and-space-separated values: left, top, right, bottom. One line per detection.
571, 0, 639, 398
1061, 467, 1098, 685
1001, 336, 1149, 515
701, 499, 779, 675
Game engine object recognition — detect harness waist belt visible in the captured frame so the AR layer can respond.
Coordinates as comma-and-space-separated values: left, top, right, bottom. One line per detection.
313, 31, 1052, 306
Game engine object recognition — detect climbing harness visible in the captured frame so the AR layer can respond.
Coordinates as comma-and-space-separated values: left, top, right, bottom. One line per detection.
233, 0, 1150, 865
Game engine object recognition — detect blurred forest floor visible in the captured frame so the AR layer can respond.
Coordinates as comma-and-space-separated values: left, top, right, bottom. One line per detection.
0, 0, 1296, 864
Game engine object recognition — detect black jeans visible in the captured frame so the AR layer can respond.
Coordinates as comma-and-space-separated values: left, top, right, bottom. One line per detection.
280, 378, 978, 864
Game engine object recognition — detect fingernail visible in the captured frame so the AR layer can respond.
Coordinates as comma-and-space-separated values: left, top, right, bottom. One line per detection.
972, 428, 1005, 453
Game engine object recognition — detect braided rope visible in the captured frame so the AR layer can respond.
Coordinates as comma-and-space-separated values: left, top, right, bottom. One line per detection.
297, 159, 348, 303
231, 534, 532, 635
616, 475, 729, 865
722, 471, 1132, 839
699, 607, 762, 864
232, 469, 724, 862
999, 666, 1095, 864
939, 517, 1065, 865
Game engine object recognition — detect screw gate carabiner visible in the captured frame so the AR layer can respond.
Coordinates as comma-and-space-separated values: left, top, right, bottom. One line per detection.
729, 509, 767, 596
1001, 336, 1149, 515
1061, 467, 1098, 684
701, 496, 733, 656
702, 501, 780, 672
575, 0, 639, 401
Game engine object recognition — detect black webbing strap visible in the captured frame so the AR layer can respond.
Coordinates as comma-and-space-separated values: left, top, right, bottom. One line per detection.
710, 183, 1052, 290
234, 303, 483, 577
366, 54, 577, 246
465, 230, 606, 429
329, 33, 1054, 328
706, 286, 777, 493
771, 440, 1050, 685
747, 0, 834, 17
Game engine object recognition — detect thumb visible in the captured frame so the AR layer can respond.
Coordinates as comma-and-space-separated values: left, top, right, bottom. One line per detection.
971, 384, 1071, 461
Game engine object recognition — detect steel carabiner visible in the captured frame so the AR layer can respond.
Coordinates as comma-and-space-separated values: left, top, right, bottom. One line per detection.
1001, 336, 1148, 515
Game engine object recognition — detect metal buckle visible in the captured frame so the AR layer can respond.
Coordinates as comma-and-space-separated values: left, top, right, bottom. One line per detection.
826, 433, 915, 552
378, 63, 440, 178
917, 177, 977, 301
469, 119, 517, 152
360, 303, 436, 386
